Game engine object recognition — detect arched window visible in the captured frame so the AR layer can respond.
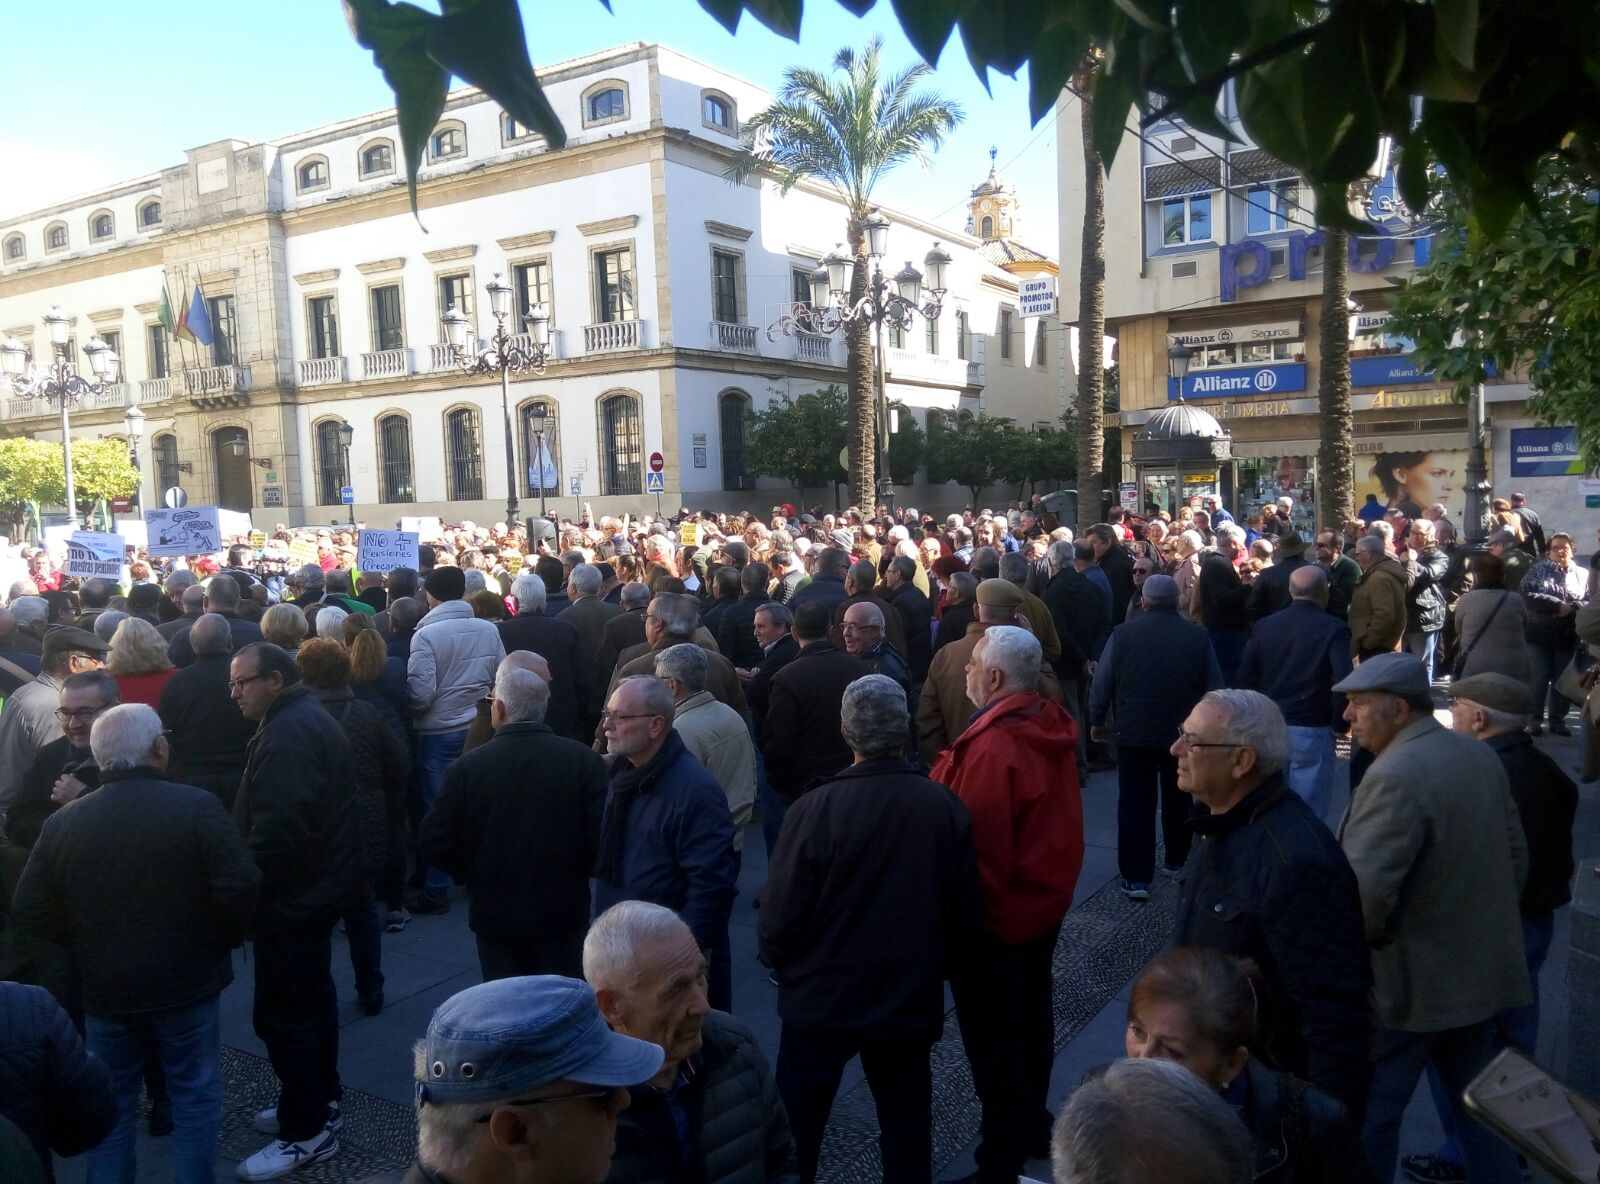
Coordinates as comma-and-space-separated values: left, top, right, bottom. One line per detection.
445, 406, 484, 501
3, 234, 23, 262
314, 419, 346, 506
584, 83, 628, 126
519, 399, 561, 497
360, 139, 395, 178
503, 112, 537, 144
45, 223, 68, 252
89, 211, 114, 241
980, 215, 994, 238
429, 121, 466, 162
719, 390, 753, 491
701, 92, 734, 130
598, 392, 642, 496
138, 200, 161, 228
377, 413, 415, 503
153, 433, 180, 496
297, 156, 329, 192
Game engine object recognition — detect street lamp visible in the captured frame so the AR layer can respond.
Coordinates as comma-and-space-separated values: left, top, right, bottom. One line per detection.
443, 271, 553, 534
799, 212, 950, 511
0, 306, 121, 528
1167, 340, 1195, 394
227, 436, 274, 468
336, 418, 355, 525
124, 406, 146, 518
527, 400, 550, 523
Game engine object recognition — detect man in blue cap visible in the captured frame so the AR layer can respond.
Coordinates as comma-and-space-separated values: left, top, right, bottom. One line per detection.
405, 975, 664, 1184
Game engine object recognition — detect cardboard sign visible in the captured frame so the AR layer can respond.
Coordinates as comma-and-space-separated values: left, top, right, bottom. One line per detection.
145, 507, 223, 557
64, 532, 124, 579
357, 529, 419, 573
287, 538, 321, 567
506, 554, 524, 575
679, 521, 700, 548
400, 516, 443, 540
248, 530, 267, 549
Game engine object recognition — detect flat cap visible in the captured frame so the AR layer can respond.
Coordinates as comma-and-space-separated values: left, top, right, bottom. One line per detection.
1331, 651, 1430, 698
42, 626, 110, 662
1142, 573, 1181, 602
976, 577, 1025, 608
1448, 672, 1532, 715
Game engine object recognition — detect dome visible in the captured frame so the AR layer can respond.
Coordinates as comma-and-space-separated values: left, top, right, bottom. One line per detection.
972, 167, 1008, 198
1136, 402, 1228, 442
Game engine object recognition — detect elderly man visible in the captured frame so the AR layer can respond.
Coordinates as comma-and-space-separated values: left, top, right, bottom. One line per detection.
168, 575, 262, 668
562, 563, 622, 665
158, 613, 255, 808
156, 569, 198, 628
595, 676, 738, 1012
230, 642, 360, 1179
1333, 653, 1528, 1184
999, 550, 1067, 667
787, 546, 849, 615
406, 975, 663, 1184
1348, 534, 1408, 661
607, 594, 747, 724
5, 669, 119, 852
1400, 519, 1450, 680
833, 559, 909, 653
763, 601, 866, 806
840, 599, 911, 692
1086, 524, 1135, 626
585, 902, 800, 1184
1315, 530, 1360, 618
11, 703, 260, 1184
157, 584, 206, 644
1170, 689, 1371, 1115
741, 602, 801, 858
1235, 567, 1352, 819
498, 572, 592, 742
0, 605, 40, 696
0, 625, 109, 819
285, 564, 325, 610
1089, 575, 1221, 898
1485, 527, 1532, 592
597, 582, 651, 688
932, 627, 1082, 1184
881, 556, 933, 681
656, 644, 756, 859
933, 570, 979, 655
762, 676, 977, 1184
419, 656, 607, 981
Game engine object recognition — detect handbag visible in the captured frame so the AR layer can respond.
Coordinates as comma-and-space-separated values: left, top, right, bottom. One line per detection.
1555, 649, 1593, 706
1450, 591, 1511, 681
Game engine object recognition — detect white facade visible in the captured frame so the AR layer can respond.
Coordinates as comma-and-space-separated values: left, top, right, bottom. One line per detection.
0, 42, 1063, 527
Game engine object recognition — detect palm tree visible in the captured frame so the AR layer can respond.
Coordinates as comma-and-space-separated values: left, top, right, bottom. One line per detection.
1073, 52, 1107, 531
728, 37, 962, 510
1318, 226, 1354, 531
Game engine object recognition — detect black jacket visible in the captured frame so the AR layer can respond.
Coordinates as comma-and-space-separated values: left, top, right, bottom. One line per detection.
12, 770, 260, 1019
1043, 566, 1110, 664
885, 583, 934, 680
418, 721, 606, 940
236, 684, 362, 931
717, 589, 770, 670
1194, 552, 1252, 630
1486, 730, 1577, 915
1173, 776, 1373, 1115
831, 591, 908, 654
1236, 602, 1352, 729
1235, 1058, 1375, 1184
1098, 545, 1136, 627
312, 688, 410, 874
932, 601, 974, 655
1404, 547, 1451, 633
759, 759, 979, 1036
856, 641, 911, 696
495, 612, 593, 741
0, 982, 116, 1183
5, 738, 99, 851
1249, 552, 1312, 621
158, 653, 256, 804
787, 573, 847, 616
744, 633, 800, 737
167, 612, 262, 668
762, 641, 867, 805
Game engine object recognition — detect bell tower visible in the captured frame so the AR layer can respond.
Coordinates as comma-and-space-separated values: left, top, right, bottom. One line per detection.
966, 146, 1018, 243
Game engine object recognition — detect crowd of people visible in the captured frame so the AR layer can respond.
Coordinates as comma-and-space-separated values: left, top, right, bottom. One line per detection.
0, 487, 1590, 1184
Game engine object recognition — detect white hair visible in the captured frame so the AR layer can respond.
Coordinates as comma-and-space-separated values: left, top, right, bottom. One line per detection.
583, 901, 693, 992
315, 605, 348, 639
90, 703, 166, 772
1216, 523, 1246, 548
9, 596, 47, 630
494, 662, 550, 725
894, 540, 919, 560
976, 625, 1041, 693
570, 563, 603, 597
510, 573, 547, 613
414, 1046, 484, 1176
1198, 689, 1289, 776
462, 568, 488, 595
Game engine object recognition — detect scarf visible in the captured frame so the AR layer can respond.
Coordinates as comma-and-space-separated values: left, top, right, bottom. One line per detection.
594, 730, 683, 886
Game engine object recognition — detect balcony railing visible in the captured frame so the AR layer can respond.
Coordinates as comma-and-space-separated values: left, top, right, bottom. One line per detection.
183, 365, 250, 395
3, 397, 32, 420
361, 348, 413, 379
710, 321, 758, 353
298, 356, 347, 387
795, 332, 835, 363
138, 377, 178, 404
583, 319, 641, 353
427, 343, 460, 372
80, 383, 130, 411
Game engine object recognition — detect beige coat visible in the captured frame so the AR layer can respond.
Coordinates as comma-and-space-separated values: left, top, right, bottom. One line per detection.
1348, 555, 1409, 657
1450, 588, 1530, 681
672, 690, 756, 850
1338, 716, 1530, 1032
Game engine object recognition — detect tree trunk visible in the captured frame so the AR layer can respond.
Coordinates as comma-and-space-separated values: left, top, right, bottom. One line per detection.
1074, 65, 1107, 532
1317, 228, 1355, 533
845, 217, 876, 511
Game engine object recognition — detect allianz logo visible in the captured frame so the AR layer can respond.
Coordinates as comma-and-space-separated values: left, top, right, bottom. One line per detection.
1190, 368, 1279, 393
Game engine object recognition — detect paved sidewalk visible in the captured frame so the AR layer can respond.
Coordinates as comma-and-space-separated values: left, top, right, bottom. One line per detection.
55, 728, 1594, 1184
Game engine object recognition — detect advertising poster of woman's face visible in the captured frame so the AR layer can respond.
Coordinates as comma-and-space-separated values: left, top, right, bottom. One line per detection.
1358, 450, 1471, 520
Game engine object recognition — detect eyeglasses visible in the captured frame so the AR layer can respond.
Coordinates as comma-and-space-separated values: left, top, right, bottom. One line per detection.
600, 710, 661, 724
227, 673, 267, 693
474, 1086, 622, 1122
1174, 730, 1242, 752
55, 706, 108, 723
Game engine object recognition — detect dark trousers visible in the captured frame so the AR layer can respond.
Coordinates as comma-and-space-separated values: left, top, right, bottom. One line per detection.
951, 925, 1060, 1181
475, 928, 585, 982
1116, 745, 1190, 884
776, 1023, 934, 1184
341, 878, 383, 1001
252, 922, 340, 1143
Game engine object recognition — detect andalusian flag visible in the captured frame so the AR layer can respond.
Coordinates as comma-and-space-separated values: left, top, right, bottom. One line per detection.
158, 284, 178, 338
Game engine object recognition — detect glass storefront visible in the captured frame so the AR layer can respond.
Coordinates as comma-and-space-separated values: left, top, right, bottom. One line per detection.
1236, 455, 1317, 532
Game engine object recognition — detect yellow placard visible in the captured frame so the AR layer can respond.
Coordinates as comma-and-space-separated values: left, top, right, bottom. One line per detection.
287, 539, 319, 567
679, 521, 700, 548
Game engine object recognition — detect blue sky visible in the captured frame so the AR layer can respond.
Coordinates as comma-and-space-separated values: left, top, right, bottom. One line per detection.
0, 0, 1061, 256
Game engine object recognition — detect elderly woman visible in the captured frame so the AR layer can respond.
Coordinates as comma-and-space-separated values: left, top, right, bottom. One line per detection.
295, 638, 410, 1001
1449, 553, 1529, 683
1171, 530, 1205, 619
314, 604, 349, 640
1522, 531, 1590, 735
1126, 947, 1373, 1184
259, 602, 307, 653
106, 617, 175, 706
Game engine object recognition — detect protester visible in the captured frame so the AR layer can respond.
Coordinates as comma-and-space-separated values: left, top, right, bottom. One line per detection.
169, 575, 262, 668
1521, 531, 1587, 735
607, 594, 747, 725
0, 980, 117, 1181
1192, 524, 1252, 683
4, 668, 118, 859
762, 601, 865, 805
1348, 535, 1408, 660
104, 616, 176, 706
498, 573, 592, 741
657, 643, 756, 860
0, 626, 108, 818
156, 613, 254, 809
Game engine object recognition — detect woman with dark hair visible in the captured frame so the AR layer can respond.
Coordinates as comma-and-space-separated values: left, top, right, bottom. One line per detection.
1126, 947, 1374, 1184
1371, 451, 1458, 520
1449, 553, 1530, 682
1521, 531, 1589, 734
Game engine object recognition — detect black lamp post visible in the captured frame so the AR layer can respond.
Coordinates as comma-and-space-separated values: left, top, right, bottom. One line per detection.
336, 418, 355, 525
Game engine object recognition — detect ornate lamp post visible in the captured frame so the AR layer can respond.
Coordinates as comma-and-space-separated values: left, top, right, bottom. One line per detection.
123, 405, 146, 518
1167, 340, 1195, 392
804, 210, 950, 512
442, 272, 552, 534
336, 418, 355, 525
1, 307, 121, 528
527, 400, 550, 524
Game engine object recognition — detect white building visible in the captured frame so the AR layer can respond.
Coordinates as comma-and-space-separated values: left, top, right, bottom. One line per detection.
0, 42, 1065, 526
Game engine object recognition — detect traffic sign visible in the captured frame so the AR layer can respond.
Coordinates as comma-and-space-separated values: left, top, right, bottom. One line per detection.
340, 485, 355, 505
163, 486, 187, 509
646, 470, 665, 494
110, 496, 133, 513
570, 477, 582, 497
648, 451, 665, 473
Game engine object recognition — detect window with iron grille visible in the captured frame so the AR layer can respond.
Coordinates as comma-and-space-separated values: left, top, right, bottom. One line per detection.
147, 324, 169, 379
593, 249, 635, 323
207, 296, 237, 367
139, 201, 161, 227
720, 392, 753, 491
520, 401, 561, 497
712, 251, 740, 323
370, 285, 403, 352
91, 213, 113, 241
315, 420, 346, 506
308, 296, 339, 359
153, 434, 179, 494
378, 414, 415, 503
46, 224, 67, 251
445, 407, 484, 501
513, 261, 552, 333
889, 321, 904, 349
599, 394, 642, 496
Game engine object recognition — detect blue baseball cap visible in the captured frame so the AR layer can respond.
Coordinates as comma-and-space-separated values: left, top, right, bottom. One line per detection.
415, 976, 663, 1106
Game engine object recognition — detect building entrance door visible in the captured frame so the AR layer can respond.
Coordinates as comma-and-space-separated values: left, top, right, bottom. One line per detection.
212, 427, 254, 511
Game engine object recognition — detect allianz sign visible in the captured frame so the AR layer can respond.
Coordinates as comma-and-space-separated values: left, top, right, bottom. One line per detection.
1168, 362, 1307, 400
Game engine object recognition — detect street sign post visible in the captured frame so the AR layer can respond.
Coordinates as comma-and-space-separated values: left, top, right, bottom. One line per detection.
649, 451, 665, 473
340, 485, 355, 505
163, 486, 187, 510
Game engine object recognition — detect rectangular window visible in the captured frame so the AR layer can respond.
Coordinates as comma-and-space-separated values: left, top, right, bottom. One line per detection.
888, 321, 904, 349
1245, 180, 1295, 235
1160, 192, 1215, 246
792, 267, 813, 307
1033, 322, 1046, 365
956, 310, 969, 360
1000, 309, 1014, 360
512, 260, 552, 333
207, 296, 236, 367
925, 314, 939, 355
98, 331, 121, 367
146, 324, 169, 379
370, 284, 403, 352
437, 273, 473, 340
593, 248, 635, 323
711, 250, 740, 323
308, 296, 339, 359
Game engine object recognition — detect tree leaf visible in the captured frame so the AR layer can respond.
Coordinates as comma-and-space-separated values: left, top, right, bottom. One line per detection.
344, 0, 450, 221
430, 0, 566, 147
886, 0, 960, 69
1089, 66, 1137, 172
1433, 0, 1478, 72
697, 0, 804, 40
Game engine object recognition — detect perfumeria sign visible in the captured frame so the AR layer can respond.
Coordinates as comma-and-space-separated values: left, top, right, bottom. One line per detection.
1168, 362, 1307, 400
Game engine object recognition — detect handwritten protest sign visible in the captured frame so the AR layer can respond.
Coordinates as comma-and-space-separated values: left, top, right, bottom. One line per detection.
679, 521, 700, 548
357, 529, 419, 573
399, 516, 443, 540
145, 507, 222, 557
287, 538, 320, 567
64, 532, 124, 579
248, 530, 267, 549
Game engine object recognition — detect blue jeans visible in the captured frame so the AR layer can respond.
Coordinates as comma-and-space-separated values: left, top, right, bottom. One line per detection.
753, 747, 787, 859
416, 728, 467, 895
1405, 629, 1440, 681
1284, 726, 1335, 820
85, 998, 222, 1184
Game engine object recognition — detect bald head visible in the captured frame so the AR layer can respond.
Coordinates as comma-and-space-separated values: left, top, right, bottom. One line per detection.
189, 612, 234, 657
180, 584, 206, 614
1289, 565, 1328, 605
499, 648, 552, 686
843, 600, 884, 629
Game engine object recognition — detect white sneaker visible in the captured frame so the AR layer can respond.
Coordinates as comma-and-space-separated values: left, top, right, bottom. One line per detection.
236, 1131, 339, 1180
252, 1102, 343, 1136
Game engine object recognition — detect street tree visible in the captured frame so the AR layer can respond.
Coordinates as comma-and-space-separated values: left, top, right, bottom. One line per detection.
744, 386, 848, 506
1318, 223, 1356, 529
926, 414, 1026, 507
69, 439, 142, 510
1072, 51, 1107, 532
0, 438, 65, 539
886, 402, 926, 487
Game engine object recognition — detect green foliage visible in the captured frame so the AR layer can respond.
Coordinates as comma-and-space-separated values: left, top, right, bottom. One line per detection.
1386, 154, 1600, 465
926, 414, 1025, 502
745, 386, 848, 493
887, 402, 925, 485
69, 438, 141, 505
1029, 428, 1078, 487
0, 437, 65, 533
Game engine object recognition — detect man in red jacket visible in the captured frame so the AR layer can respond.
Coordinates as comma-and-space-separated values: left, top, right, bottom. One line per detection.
931, 624, 1083, 1184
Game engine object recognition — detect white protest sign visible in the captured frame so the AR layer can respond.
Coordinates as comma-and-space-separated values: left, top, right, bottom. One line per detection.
218, 509, 255, 541
115, 520, 148, 549
1019, 276, 1057, 318
64, 532, 125, 579
145, 506, 223, 557
357, 529, 419, 573
400, 516, 443, 540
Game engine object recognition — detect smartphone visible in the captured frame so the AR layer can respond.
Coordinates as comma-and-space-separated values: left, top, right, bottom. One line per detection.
1462, 1048, 1600, 1183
